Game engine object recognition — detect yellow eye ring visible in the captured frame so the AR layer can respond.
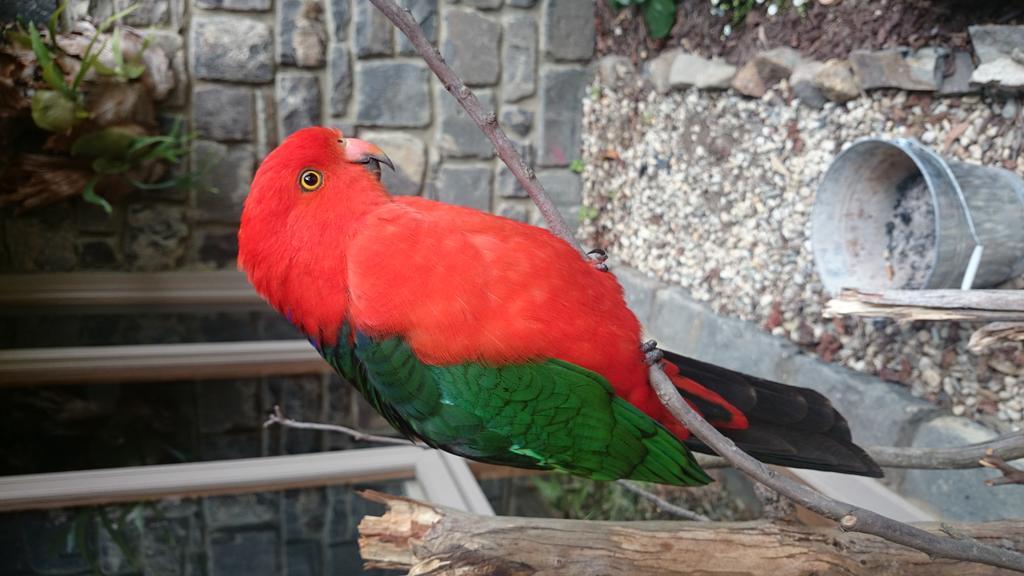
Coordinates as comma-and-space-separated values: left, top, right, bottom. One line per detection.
299, 169, 323, 192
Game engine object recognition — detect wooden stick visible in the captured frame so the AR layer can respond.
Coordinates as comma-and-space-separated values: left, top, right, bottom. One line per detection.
969, 322, 1024, 354
825, 289, 1024, 322
357, 490, 1024, 576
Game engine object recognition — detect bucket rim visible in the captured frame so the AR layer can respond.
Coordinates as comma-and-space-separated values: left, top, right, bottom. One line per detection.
812, 137, 977, 293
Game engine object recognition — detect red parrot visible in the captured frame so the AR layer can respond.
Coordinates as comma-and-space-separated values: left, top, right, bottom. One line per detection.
239, 127, 881, 485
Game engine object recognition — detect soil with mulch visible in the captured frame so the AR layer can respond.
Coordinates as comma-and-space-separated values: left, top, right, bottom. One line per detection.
597, 0, 1024, 65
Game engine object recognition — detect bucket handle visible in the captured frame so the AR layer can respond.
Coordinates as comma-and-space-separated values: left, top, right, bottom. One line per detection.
896, 138, 984, 290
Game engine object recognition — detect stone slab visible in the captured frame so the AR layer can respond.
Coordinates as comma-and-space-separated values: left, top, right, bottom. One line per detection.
355, 61, 431, 127
502, 15, 537, 102
442, 8, 501, 86
544, 0, 595, 62
354, 0, 393, 57
397, 0, 438, 55
537, 66, 589, 167
849, 48, 945, 91
276, 73, 321, 139
359, 130, 427, 196
438, 88, 496, 159
192, 85, 254, 142
436, 164, 492, 211
191, 16, 273, 83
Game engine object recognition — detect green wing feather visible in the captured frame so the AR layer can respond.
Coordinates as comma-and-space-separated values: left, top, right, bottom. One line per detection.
319, 327, 710, 486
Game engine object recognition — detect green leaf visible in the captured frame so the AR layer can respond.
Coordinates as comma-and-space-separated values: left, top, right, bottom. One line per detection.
98, 4, 139, 33
123, 63, 146, 79
81, 177, 113, 213
569, 159, 585, 174
28, 23, 69, 95
6, 28, 32, 49
643, 0, 677, 39
111, 26, 123, 72
70, 127, 138, 159
31, 89, 78, 132
47, 0, 67, 47
92, 156, 132, 175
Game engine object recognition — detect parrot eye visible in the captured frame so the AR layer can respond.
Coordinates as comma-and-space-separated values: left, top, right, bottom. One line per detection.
299, 169, 323, 192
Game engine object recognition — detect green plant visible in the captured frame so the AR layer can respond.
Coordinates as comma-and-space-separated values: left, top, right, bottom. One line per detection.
63, 503, 146, 575
569, 159, 585, 174
579, 205, 599, 222
2, 3, 206, 213
609, 0, 680, 40
73, 117, 196, 212
13, 4, 141, 134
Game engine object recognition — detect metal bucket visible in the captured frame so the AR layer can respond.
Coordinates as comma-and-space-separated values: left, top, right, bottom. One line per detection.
811, 138, 1024, 295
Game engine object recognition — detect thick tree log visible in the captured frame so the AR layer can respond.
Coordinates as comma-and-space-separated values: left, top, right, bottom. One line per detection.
357, 491, 1024, 576
825, 289, 1024, 322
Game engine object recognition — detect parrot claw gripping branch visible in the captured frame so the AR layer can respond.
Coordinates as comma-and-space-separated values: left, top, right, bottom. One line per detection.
235, 0, 1024, 571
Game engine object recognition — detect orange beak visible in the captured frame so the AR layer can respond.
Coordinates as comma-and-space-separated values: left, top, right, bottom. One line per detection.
343, 138, 395, 172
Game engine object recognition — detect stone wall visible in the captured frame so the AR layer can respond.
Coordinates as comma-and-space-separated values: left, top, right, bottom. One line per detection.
0, 0, 596, 272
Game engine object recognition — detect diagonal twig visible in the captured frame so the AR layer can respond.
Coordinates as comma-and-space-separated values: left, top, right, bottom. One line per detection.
616, 480, 711, 522
368, 0, 1024, 571
262, 405, 421, 447
980, 451, 1024, 487
871, 433, 1024, 471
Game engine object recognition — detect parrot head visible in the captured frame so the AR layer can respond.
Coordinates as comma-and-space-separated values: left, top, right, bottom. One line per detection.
238, 126, 394, 341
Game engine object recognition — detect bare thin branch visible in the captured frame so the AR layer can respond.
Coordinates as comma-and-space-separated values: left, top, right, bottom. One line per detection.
616, 480, 711, 522
366, 0, 581, 250
870, 433, 1024, 470
648, 367, 1024, 572
695, 433, 1024, 472
981, 452, 1024, 487
263, 405, 420, 447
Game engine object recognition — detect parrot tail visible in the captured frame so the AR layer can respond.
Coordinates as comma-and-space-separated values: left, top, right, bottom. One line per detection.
659, 349, 884, 478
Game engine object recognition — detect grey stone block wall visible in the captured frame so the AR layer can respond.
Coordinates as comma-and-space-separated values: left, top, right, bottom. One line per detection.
1, 0, 595, 273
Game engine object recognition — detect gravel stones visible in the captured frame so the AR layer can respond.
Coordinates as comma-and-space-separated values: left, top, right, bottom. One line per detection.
581, 76, 1024, 430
